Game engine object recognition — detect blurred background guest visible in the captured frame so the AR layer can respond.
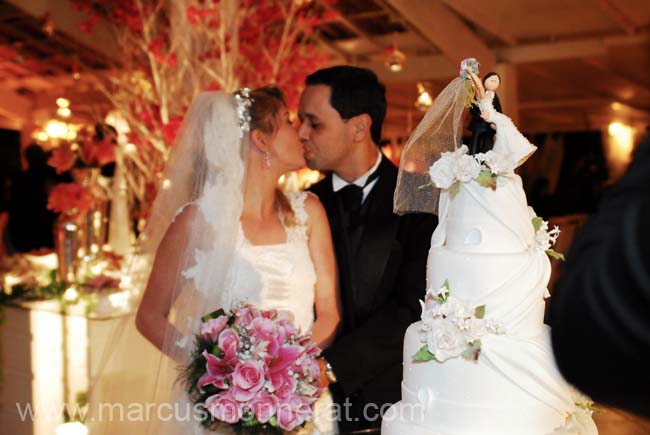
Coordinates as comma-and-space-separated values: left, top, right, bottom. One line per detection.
5, 144, 60, 254
550, 134, 650, 418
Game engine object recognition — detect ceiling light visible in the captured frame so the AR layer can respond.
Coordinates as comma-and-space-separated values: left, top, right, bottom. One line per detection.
385, 44, 406, 72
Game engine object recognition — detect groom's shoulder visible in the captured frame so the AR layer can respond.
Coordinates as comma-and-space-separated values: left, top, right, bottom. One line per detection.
308, 175, 331, 199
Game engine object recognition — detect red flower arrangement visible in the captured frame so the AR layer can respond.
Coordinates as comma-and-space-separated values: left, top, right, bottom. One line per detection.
47, 183, 93, 216
46, 124, 117, 174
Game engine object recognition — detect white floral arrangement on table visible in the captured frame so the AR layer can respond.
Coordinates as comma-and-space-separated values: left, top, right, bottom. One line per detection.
530, 212, 565, 261
413, 280, 505, 363
427, 145, 517, 197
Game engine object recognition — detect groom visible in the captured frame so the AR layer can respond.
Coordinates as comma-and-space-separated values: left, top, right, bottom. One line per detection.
299, 66, 437, 431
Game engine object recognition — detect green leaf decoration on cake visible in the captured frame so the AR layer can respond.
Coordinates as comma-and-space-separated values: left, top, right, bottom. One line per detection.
448, 181, 461, 199
474, 305, 486, 319
475, 170, 497, 190
461, 340, 482, 362
546, 249, 566, 261
437, 279, 451, 304
532, 216, 544, 233
413, 345, 437, 362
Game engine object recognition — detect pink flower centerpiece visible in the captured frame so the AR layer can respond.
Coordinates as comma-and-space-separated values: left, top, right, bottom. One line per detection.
184, 304, 323, 434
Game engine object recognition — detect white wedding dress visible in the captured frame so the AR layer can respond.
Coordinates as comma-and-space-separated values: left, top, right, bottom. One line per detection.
198, 190, 338, 435
480, 90, 536, 165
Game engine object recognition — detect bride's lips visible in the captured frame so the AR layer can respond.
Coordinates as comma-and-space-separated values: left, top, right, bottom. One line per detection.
303, 143, 314, 158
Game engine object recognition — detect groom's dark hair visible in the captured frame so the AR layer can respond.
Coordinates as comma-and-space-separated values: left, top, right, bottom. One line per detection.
306, 66, 386, 145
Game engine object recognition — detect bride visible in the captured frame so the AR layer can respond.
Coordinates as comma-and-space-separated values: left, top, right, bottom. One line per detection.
96, 87, 341, 434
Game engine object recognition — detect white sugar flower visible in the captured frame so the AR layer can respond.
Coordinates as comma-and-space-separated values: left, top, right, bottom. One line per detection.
473, 152, 487, 163
453, 144, 470, 157
455, 154, 482, 183
426, 283, 450, 303
440, 296, 470, 320
466, 318, 488, 343
484, 150, 516, 175
426, 318, 468, 362
535, 220, 561, 251
429, 154, 457, 189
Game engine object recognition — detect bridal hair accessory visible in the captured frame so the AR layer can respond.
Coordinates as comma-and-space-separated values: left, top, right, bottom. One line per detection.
234, 87, 253, 136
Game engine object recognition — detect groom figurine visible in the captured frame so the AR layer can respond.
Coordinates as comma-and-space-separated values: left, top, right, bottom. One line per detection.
299, 66, 437, 431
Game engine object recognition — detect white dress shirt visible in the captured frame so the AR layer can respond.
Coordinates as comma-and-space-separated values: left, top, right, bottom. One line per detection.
331, 150, 382, 203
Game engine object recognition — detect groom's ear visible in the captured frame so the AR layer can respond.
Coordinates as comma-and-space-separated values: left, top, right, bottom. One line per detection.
350, 113, 372, 142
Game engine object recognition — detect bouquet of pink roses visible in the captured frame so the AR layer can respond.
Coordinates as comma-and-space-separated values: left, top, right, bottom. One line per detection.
183, 304, 324, 434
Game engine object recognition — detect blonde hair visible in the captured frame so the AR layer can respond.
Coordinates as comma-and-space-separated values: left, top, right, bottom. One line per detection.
249, 86, 297, 226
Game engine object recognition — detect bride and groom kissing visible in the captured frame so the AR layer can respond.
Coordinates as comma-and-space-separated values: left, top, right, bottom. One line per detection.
134, 65, 437, 434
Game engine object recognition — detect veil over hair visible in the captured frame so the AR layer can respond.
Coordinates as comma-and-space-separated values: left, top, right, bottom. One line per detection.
393, 77, 468, 215
86, 91, 250, 434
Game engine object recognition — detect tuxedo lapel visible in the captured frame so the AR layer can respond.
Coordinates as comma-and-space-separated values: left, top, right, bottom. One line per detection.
355, 156, 400, 308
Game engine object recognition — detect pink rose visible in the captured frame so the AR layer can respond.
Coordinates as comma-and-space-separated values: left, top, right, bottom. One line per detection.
233, 306, 261, 327
205, 391, 242, 424
276, 403, 304, 431
200, 315, 229, 341
250, 317, 285, 357
274, 372, 297, 400
270, 369, 292, 390
198, 351, 229, 390
231, 360, 266, 401
250, 317, 279, 342
295, 396, 315, 421
218, 328, 241, 363
277, 318, 298, 337
249, 391, 278, 423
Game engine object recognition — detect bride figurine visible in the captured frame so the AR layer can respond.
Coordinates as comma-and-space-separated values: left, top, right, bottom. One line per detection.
466, 68, 536, 168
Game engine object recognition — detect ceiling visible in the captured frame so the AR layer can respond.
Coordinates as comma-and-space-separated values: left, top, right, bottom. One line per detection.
315, 0, 650, 137
0, 0, 648, 139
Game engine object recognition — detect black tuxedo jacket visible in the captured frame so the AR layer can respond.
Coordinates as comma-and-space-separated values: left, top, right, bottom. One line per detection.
310, 155, 437, 406
550, 136, 650, 417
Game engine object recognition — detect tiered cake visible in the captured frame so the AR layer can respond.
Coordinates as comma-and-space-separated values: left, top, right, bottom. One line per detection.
382, 145, 597, 435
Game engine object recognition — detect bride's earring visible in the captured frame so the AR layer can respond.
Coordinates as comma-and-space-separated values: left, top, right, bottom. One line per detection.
264, 151, 271, 168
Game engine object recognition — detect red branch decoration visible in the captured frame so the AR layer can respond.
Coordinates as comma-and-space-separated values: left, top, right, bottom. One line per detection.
70, 0, 335, 217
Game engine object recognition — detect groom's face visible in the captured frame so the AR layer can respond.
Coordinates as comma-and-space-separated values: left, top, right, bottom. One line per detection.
298, 85, 352, 171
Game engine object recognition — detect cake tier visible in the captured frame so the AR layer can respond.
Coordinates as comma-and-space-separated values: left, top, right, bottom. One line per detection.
432, 175, 535, 254
387, 323, 574, 435
425, 245, 549, 337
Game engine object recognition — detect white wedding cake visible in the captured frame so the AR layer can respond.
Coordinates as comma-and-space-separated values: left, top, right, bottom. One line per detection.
382, 139, 598, 433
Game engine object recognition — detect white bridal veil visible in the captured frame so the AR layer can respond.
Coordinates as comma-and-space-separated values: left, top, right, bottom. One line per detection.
87, 90, 251, 434
393, 77, 468, 215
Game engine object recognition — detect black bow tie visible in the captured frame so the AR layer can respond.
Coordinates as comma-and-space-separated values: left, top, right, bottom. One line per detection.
335, 164, 381, 213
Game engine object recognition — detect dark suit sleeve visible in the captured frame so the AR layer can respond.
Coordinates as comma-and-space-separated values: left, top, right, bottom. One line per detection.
550, 137, 650, 417
322, 213, 436, 396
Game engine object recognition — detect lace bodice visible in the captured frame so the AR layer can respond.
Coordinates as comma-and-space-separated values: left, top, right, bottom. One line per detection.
231, 191, 317, 333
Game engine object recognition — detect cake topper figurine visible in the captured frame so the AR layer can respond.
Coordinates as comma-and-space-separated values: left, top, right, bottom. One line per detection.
468, 71, 502, 155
